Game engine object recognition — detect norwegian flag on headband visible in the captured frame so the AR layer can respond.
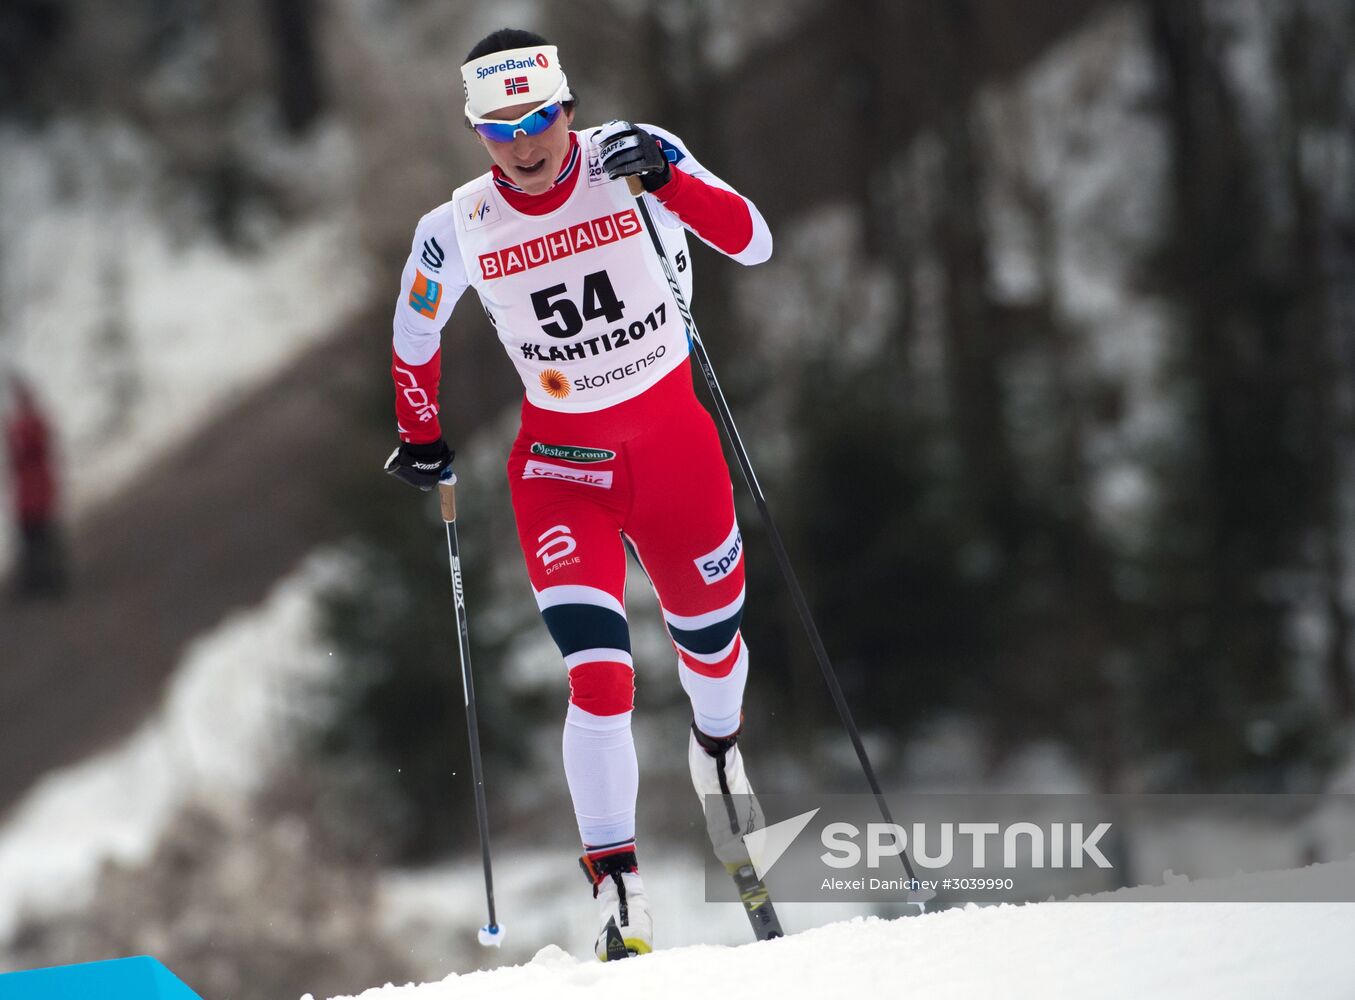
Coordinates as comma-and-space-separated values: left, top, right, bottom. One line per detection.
504, 76, 529, 95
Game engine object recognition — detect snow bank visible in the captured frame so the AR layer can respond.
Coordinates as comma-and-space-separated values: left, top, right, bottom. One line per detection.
0, 551, 348, 940
323, 859, 1355, 1000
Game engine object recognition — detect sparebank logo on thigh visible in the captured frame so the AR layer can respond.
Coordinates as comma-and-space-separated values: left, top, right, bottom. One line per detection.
695, 521, 742, 584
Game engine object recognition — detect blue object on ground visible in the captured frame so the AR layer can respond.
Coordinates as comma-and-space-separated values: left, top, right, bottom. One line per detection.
0, 956, 203, 999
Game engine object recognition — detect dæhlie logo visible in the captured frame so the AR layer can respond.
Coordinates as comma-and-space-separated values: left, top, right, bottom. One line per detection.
535, 525, 576, 565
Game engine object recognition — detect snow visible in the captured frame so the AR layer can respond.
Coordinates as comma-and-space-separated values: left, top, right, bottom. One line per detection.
0, 551, 348, 940
324, 859, 1355, 1000
0, 118, 371, 567
374, 843, 878, 978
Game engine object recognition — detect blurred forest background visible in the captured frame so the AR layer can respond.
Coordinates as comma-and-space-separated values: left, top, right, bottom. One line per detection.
1, 1, 1354, 997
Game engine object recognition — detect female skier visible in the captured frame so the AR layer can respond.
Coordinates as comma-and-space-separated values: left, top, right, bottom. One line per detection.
384, 27, 772, 959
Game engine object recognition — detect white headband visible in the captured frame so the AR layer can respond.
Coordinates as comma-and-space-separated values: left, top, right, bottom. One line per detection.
461, 44, 572, 119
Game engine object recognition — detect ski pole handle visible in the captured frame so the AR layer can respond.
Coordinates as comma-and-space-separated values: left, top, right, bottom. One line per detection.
625, 175, 644, 196
438, 471, 458, 524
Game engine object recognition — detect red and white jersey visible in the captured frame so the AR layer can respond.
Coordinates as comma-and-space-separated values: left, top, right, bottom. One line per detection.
391, 124, 772, 442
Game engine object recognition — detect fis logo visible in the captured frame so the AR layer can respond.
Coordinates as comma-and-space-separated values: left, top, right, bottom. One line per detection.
696, 522, 743, 584
461, 192, 500, 231
408, 271, 441, 319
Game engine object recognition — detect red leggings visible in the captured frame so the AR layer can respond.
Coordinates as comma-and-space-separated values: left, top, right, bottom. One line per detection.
507, 360, 748, 737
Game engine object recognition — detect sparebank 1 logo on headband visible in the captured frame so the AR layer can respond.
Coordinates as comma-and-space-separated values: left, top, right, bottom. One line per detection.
475, 54, 548, 79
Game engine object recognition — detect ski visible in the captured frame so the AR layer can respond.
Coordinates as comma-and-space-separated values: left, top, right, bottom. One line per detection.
727, 860, 784, 941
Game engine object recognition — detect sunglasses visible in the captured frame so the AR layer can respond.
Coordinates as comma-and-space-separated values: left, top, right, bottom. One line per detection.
467, 82, 568, 143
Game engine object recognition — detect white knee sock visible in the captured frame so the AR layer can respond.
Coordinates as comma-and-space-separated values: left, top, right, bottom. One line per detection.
562, 703, 638, 847
679, 637, 749, 738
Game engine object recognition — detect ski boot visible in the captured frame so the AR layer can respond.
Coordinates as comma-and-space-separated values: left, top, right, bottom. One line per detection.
689, 721, 765, 865
690, 721, 784, 941
579, 848, 652, 960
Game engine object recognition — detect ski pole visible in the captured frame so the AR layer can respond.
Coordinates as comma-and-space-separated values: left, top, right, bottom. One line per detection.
437, 472, 506, 945
625, 177, 922, 890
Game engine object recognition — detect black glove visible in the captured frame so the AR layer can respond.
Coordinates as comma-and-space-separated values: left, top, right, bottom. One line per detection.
385, 439, 454, 492
596, 120, 671, 193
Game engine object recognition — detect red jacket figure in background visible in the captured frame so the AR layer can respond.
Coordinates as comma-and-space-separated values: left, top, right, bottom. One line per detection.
6, 377, 65, 598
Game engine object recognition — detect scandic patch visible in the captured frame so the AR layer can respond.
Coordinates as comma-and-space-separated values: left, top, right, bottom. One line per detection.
408, 270, 441, 318
523, 460, 614, 489
479, 209, 641, 280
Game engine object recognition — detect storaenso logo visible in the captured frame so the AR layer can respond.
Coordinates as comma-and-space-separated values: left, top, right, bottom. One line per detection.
572, 345, 668, 392
530, 443, 616, 463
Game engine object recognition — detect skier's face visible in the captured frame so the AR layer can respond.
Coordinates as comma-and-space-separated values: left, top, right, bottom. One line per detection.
476, 101, 576, 196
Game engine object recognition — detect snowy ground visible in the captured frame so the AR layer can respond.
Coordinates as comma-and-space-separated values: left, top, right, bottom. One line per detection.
374, 846, 881, 978
0, 552, 347, 940
326, 861, 1355, 1000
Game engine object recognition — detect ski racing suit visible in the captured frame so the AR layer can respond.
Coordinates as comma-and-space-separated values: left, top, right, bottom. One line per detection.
391, 124, 772, 856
